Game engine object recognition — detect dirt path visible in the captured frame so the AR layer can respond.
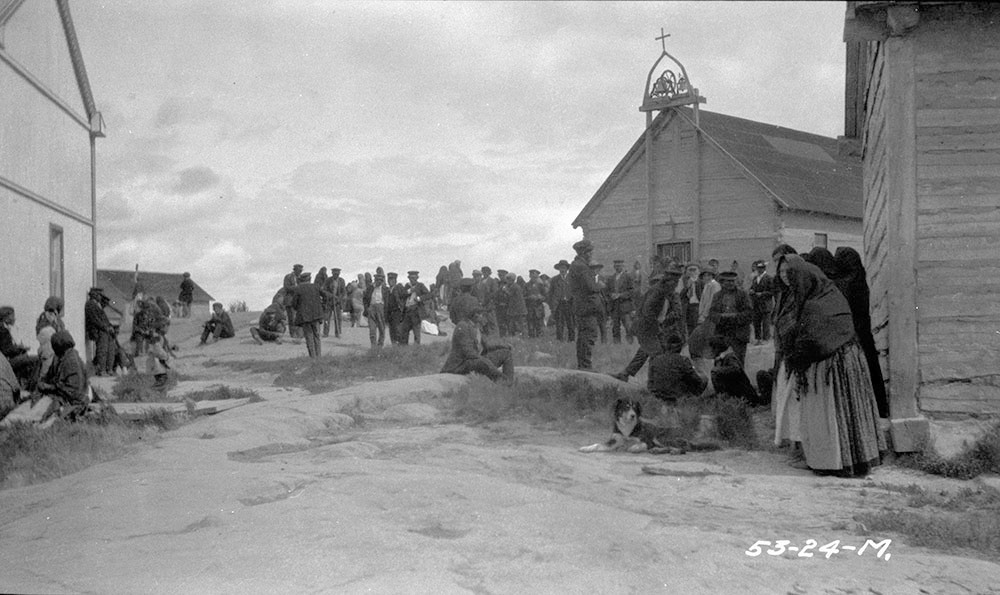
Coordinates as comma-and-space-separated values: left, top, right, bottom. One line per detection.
2, 319, 998, 594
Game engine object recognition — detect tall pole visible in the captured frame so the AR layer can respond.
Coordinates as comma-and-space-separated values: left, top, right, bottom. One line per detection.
645, 111, 655, 266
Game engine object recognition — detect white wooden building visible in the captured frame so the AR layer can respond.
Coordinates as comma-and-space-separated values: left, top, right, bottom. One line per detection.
573, 106, 863, 272
845, 1, 1000, 451
0, 0, 103, 348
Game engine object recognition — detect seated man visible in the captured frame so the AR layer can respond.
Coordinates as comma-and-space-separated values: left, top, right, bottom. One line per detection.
199, 303, 235, 345
448, 278, 481, 325
35, 330, 91, 421
441, 308, 514, 384
251, 301, 287, 344
0, 306, 39, 391
648, 334, 707, 403
708, 336, 764, 406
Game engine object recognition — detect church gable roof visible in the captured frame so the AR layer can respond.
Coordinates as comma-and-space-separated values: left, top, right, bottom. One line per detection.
97, 270, 215, 304
573, 108, 861, 227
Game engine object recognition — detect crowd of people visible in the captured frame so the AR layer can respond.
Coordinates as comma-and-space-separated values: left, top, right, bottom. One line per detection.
2, 242, 888, 478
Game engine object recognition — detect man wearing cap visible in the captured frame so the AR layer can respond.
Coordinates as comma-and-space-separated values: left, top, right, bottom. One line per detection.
363, 272, 390, 348
610, 267, 686, 383
476, 267, 499, 335
747, 260, 774, 344
608, 259, 636, 344
547, 260, 574, 342
494, 269, 510, 336
399, 271, 430, 345
524, 269, 546, 338
707, 270, 753, 366
199, 302, 235, 346
289, 272, 326, 357
441, 308, 514, 384
283, 264, 304, 339
85, 287, 115, 376
568, 239, 603, 370
386, 272, 405, 344
323, 267, 346, 338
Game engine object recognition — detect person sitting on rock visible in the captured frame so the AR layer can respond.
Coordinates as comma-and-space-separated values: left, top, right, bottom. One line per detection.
251, 300, 287, 345
34, 330, 91, 421
448, 278, 481, 325
647, 334, 707, 403
441, 308, 514, 384
708, 336, 764, 406
199, 302, 235, 346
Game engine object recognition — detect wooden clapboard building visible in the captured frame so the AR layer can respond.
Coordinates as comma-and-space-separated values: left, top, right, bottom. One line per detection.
844, 1, 1000, 449
0, 0, 103, 348
572, 107, 864, 273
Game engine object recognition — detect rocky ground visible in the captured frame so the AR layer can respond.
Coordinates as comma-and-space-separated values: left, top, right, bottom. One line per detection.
1, 314, 998, 594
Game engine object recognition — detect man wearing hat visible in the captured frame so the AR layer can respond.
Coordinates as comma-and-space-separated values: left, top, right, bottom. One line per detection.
608, 259, 637, 345
283, 264, 304, 339
707, 270, 752, 367
449, 278, 481, 325
288, 272, 326, 357
568, 239, 603, 370
398, 271, 430, 345
85, 287, 115, 376
590, 262, 609, 344
547, 259, 574, 342
747, 259, 774, 345
177, 272, 194, 318
386, 272, 405, 344
363, 272, 390, 348
323, 267, 346, 338
440, 307, 514, 385
524, 269, 546, 338
610, 266, 686, 383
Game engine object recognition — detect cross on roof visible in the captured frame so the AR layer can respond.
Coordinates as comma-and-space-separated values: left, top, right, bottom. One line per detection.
656, 28, 670, 52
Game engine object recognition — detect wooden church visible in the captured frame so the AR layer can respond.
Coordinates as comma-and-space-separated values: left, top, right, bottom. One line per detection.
573, 38, 863, 273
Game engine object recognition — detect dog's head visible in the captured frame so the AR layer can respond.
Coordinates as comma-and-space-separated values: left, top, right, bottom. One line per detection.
613, 398, 641, 437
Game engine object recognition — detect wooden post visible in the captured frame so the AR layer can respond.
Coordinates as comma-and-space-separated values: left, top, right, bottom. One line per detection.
646, 111, 655, 265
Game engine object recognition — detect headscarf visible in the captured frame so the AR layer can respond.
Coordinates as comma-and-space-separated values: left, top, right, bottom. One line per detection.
50, 329, 76, 356
832, 247, 872, 334
804, 247, 838, 280
775, 254, 855, 371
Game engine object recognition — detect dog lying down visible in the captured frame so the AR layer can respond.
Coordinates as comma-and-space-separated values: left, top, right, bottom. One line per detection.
579, 398, 721, 454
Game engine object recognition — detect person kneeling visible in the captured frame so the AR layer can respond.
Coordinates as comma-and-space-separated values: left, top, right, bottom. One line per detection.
251, 301, 287, 345
441, 309, 514, 384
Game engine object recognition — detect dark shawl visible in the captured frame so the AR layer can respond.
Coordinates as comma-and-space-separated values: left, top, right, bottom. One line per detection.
775, 255, 855, 371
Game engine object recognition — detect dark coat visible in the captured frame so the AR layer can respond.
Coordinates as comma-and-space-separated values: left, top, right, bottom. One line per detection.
41, 347, 88, 406
547, 273, 571, 307
568, 255, 602, 316
449, 293, 481, 324
506, 282, 527, 317
258, 304, 286, 334
649, 353, 706, 402
748, 273, 775, 313
608, 270, 636, 312
291, 283, 325, 325
85, 297, 112, 340
708, 287, 753, 344
363, 284, 391, 315
440, 320, 487, 374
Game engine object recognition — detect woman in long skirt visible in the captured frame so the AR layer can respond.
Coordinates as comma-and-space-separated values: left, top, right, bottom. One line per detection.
775, 254, 885, 477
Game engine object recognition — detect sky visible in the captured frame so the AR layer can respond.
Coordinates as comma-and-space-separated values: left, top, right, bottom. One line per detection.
72, 1, 848, 310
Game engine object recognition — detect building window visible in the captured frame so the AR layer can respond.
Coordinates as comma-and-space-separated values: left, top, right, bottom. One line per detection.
50, 224, 64, 302
656, 241, 692, 265
814, 233, 828, 249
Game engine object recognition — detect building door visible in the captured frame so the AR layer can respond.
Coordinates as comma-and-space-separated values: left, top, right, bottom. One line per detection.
656, 241, 692, 265
50, 224, 64, 302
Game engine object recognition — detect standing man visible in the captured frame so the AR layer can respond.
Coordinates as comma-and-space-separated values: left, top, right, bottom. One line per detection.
363, 271, 390, 348
477, 266, 499, 336
290, 272, 325, 357
698, 269, 721, 325
707, 270, 753, 367
591, 263, 609, 344
568, 239, 603, 370
84, 287, 115, 376
678, 263, 702, 336
494, 269, 510, 337
283, 264, 303, 339
386, 272, 406, 345
177, 272, 194, 318
324, 268, 346, 338
610, 268, 686, 383
524, 269, 546, 338
399, 271, 430, 345
608, 259, 636, 344
504, 272, 526, 338
548, 260, 574, 342
748, 260, 774, 344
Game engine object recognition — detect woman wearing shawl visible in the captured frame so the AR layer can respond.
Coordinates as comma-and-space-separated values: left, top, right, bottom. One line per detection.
769, 244, 799, 448
832, 247, 889, 418
775, 254, 884, 476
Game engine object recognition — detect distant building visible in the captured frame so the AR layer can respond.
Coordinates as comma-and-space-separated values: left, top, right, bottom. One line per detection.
97, 270, 215, 317
0, 0, 104, 348
572, 107, 863, 271
844, 1, 1000, 451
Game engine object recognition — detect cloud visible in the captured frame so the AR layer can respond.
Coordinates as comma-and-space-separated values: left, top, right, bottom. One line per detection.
168, 166, 221, 195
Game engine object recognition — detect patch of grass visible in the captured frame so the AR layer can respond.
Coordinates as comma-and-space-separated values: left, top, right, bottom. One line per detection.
895, 422, 1000, 480
207, 344, 448, 393
855, 484, 1000, 560
182, 385, 263, 403
111, 371, 180, 402
0, 409, 183, 490
675, 394, 759, 449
